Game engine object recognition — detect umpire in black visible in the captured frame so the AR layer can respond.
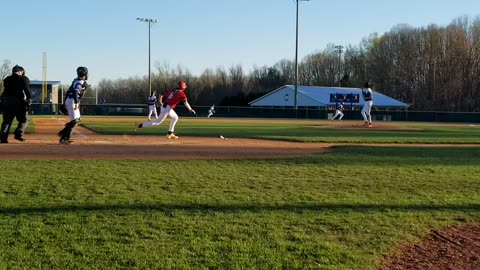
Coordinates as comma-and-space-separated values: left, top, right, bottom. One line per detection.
0, 65, 32, 143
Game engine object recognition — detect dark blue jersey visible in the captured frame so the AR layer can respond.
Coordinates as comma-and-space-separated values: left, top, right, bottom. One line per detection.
148, 96, 157, 106
362, 88, 373, 101
65, 78, 86, 104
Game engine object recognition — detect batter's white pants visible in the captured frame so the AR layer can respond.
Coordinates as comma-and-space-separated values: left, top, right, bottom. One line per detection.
147, 105, 158, 120
332, 110, 344, 120
361, 100, 373, 123
65, 97, 81, 121
142, 104, 179, 133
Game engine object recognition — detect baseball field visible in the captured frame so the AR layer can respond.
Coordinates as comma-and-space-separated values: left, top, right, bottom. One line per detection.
0, 116, 479, 269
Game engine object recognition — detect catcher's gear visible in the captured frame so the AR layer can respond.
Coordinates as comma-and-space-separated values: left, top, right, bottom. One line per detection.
79, 89, 87, 99
79, 81, 89, 98
59, 104, 69, 115
176, 81, 187, 91
77, 66, 88, 79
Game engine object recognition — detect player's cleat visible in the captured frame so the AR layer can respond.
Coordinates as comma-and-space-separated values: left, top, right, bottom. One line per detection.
368, 123, 373, 128
59, 138, 71, 145
134, 122, 142, 131
14, 134, 25, 142
167, 133, 179, 139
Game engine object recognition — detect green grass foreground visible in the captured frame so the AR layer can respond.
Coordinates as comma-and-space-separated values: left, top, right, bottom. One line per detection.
83, 117, 480, 144
1, 147, 479, 269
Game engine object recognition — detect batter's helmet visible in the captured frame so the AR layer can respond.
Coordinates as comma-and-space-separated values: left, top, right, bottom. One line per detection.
176, 81, 187, 91
12, 65, 25, 74
364, 81, 372, 89
77, 66, 88, 78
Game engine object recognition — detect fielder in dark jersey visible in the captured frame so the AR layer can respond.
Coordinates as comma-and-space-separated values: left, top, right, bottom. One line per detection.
135, 81, 196, 139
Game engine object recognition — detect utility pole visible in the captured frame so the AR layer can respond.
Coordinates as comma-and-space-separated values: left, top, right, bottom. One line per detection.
334, 45, 343, 87
294, 0, 309, 110
136, 18, 159, 96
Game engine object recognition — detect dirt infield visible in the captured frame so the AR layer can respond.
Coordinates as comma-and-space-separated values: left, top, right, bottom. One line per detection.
1, 117, 479, 268
380, 223, 480, 270
0, 117, 331, 160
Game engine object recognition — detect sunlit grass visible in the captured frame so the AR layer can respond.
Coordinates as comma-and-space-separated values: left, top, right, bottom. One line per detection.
1, 147, 479, 269
82, 117, 480, 144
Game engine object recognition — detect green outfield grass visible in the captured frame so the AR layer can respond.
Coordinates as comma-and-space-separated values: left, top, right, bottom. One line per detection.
1, 146, 479, 269
1, 117, 479, 269
82, 117, 480, 144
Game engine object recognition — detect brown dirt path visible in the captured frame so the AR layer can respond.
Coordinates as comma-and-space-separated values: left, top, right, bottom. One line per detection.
0, 117, 331, 160
380, 223, 480, 270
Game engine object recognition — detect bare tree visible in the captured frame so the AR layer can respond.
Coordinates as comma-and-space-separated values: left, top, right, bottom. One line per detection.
0, 60, 12, 92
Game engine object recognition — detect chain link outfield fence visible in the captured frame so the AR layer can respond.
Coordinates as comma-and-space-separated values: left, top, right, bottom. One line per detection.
28, 104, 480, 123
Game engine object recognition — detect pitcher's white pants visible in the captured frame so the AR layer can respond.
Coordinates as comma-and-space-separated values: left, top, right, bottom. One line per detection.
142, 105, 178, 133
361, 100, 373, 123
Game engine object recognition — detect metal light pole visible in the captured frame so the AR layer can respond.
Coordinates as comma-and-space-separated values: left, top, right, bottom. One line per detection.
294, 0, 309, 110
136, 17, 159, 96
334, 45, 344, 87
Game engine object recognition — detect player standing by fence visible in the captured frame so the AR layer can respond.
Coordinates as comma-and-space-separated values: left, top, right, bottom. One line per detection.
147, 91, 158, 120
135, 81, 196, 139
361, 81, 373, 128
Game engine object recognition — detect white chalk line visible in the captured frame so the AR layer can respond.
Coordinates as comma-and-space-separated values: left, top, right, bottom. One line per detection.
51, 117, 89, 139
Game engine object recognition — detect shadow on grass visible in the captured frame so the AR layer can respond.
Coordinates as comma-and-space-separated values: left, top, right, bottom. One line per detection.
0, 203, 478, 215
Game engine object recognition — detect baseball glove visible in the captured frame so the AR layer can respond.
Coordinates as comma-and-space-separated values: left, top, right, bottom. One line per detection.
58, 104, 69, 115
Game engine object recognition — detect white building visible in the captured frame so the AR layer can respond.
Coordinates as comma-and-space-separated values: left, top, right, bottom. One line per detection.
249, 85, 409, 109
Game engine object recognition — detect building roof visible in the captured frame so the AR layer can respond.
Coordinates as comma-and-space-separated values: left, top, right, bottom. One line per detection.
248, 85, 409, 108
30, 80, 62, 86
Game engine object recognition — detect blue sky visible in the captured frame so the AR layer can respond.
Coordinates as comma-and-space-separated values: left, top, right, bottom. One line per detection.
1, 0, 479, 86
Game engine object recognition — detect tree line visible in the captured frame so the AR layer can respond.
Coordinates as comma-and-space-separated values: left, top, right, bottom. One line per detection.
2, 16, 480, 111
